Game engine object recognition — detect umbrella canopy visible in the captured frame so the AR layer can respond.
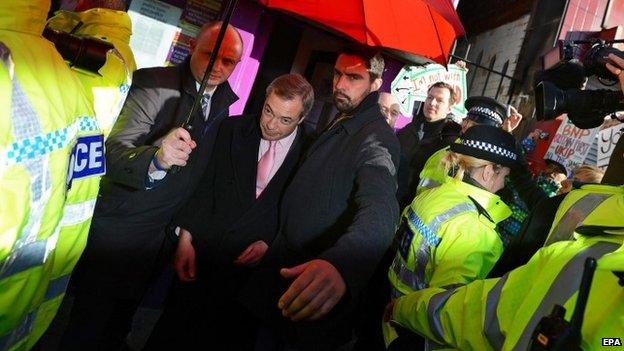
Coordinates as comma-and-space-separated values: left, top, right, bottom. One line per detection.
259, 0, 465, 64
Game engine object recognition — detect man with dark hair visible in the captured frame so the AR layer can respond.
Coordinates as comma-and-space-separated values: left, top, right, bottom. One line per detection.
239, 49, 400, 350
59, 21, 243, 349
398, 82, 456, 147
144, 74, 314, 350
396, 81, 458, 207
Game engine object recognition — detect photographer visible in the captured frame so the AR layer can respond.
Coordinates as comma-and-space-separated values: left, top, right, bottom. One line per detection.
382, 57, 624, 350
490, 55, 624, 276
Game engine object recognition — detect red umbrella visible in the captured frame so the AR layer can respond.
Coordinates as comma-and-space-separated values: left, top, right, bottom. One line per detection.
258, 0, 465, 64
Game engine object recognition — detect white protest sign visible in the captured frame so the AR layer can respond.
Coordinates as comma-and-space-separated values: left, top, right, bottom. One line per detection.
390, 64, 467, 119
129, 0, 182, 69
544, 117, 600, 174
597, 123, 624, 169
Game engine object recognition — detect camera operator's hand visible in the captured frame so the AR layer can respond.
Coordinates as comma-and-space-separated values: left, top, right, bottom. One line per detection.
606, 53, 624, 92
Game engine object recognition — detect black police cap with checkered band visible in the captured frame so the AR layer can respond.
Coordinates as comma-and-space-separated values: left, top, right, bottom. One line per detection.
450, 124, 519, 168
464, 96, 508, 127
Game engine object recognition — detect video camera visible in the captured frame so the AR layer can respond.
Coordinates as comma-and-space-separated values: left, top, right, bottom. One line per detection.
535, 39, 624, 129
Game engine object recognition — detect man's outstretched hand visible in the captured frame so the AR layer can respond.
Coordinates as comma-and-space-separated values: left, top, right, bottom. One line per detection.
278, 259, 346, 322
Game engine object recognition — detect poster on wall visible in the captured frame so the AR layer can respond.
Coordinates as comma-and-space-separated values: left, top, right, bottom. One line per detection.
597, 123, 624, 169
166, 0, 223, 65
544, 116, 600, 174
128, 0, 224, 68
390, 64, 468, 119
128, 0, 183, 69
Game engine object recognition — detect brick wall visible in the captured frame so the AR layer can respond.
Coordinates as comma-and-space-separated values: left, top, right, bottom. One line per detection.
465, 14, 531, 101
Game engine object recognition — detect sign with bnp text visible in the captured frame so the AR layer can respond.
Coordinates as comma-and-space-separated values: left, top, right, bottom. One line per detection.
544, 116, 599, 174
391, 64, 467, 119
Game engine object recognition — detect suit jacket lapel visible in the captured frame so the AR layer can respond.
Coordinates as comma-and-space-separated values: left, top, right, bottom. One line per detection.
231, 117, 260, 206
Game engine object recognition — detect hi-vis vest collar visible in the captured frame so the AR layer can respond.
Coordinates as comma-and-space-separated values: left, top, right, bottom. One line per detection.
448, 178, 511, 225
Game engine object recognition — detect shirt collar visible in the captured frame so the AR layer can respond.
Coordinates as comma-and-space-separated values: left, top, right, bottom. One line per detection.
449, 178, 512, 224
262, 126, 298, 149
195, 82, 217, 96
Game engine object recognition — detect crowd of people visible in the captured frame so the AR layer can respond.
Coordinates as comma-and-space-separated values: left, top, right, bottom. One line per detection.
1, 1, 623, 351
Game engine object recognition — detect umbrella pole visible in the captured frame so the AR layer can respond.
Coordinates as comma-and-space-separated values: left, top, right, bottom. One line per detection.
170, 0, 239, 173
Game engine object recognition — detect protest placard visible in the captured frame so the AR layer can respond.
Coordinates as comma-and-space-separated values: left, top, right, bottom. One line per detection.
597, 123, 624, 169
390, 64, 468, 119
544, 116, 600, 174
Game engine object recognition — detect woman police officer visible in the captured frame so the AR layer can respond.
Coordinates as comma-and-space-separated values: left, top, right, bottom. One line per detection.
385, 124, 519, 349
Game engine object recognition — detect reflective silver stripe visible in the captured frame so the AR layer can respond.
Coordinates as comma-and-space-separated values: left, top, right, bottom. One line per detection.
418, 177, 440, 191
60, 199, 97, 227
427, 287, 459, 342
412, 237, 431, 291
512, 242, 620, 350
545, 193, 611, 246
0, 311, 35, 350
429, 203, 476, 234
406, 208, 441, 246
394, 203, 478, 293
44, 274, 71, 300
484, 274, 509, 349
424, 339, 447, 350
0, 240, 47, 279
391, 255, 421, 294
1, 41, 52, 252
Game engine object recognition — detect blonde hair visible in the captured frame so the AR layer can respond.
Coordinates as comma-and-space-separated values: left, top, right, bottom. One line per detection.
441, 151, 495, 180
572, 165, 604, 183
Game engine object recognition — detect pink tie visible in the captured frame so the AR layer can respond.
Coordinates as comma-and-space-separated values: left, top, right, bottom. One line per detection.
256, 141, 276, 198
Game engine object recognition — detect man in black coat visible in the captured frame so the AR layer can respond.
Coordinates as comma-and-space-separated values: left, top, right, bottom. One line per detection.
143, 74, 314, 350
239, 48, 400, 350
60, 22, 243, 349
395, 82, 458, 208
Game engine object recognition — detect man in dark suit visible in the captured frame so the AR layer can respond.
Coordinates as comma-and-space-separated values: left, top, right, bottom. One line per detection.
239, 48, 400, 350
59, 21, 243, 350
142, 73, 314, 350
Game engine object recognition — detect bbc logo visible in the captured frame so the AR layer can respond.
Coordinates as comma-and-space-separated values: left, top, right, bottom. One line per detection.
602, 338, 622, 346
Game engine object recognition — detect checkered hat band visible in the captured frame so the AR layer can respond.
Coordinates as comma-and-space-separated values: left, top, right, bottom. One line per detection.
468, 106, 503, 125
461, 139, 517, 160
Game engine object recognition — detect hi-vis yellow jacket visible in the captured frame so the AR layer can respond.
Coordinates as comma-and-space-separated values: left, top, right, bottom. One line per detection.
385, 178, 511, 347
0, 1, 107, 349
390, 184, 624, 350
416, 146, 450, 196
389, 179, 511, 297
47, 7, 136, 137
